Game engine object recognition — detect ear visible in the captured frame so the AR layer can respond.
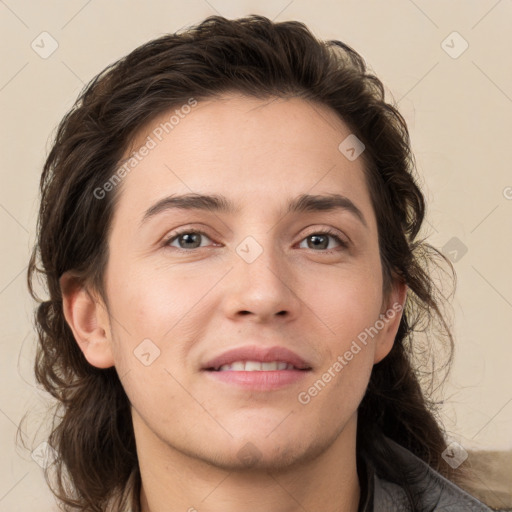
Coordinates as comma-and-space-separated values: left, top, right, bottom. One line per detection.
373, 279, 408, 364
59, 271, 115, 369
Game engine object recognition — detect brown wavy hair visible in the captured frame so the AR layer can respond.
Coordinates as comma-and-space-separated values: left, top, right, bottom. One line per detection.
23, 14, 474, 511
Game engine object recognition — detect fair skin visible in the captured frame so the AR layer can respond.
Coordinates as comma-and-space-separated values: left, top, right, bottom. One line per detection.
60, 93, 406, 512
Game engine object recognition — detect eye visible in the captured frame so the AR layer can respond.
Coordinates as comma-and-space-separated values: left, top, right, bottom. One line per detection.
163, 228, 349, 252
165, 230, 214, 250
298, 229, 349, 252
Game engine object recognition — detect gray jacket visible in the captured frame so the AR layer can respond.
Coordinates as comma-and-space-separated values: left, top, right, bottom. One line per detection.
360, 437, 492, 511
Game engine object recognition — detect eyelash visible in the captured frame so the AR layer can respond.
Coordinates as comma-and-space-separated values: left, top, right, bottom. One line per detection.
163, 227, 349, 254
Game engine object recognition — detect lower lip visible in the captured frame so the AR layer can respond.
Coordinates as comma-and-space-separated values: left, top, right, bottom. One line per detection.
203, 369, 309, 390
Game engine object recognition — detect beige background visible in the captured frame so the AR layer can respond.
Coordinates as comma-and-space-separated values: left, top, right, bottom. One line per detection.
1, 1, 511, 510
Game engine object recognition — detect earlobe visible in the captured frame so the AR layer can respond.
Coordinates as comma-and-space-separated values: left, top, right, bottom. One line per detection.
59, 271, 115, 369
373, 280, 408, 364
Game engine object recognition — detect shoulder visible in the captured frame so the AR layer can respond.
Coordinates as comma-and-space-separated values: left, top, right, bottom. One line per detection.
371, 437, 492, 512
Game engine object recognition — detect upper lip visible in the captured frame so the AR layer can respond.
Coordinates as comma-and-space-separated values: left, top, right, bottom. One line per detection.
202, 345, 312, 371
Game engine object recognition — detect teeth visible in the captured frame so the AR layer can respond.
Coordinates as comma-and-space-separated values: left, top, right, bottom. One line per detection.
216, 360, 295, 371
245, 361, 261, 371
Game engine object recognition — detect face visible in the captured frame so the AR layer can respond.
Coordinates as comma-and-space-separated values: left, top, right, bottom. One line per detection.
89, 93, 403, 471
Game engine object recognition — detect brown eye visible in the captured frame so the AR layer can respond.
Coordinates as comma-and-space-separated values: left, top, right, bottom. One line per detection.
166, 231, 213, 250
299, 230, 348, 252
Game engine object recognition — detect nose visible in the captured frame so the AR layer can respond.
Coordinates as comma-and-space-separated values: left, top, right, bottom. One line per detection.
221, 241, 302, 323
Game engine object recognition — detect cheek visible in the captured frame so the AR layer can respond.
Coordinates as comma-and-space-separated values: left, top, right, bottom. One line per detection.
307, 265, 384, 340
321, 359, 374, 426
105, 264, 219, 392
107, 263, 205, 336
301, 261, 383, 407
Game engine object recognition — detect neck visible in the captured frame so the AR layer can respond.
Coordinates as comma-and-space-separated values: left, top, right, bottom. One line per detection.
135, 413, 361, 512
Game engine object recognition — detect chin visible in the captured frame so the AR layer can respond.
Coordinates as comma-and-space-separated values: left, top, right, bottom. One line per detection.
199, 429, 330, 473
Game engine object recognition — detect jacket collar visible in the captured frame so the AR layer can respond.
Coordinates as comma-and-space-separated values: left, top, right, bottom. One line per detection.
365, 437, 491, 511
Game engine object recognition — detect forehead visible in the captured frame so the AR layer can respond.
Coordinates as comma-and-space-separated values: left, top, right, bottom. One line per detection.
111, 93, 374, 227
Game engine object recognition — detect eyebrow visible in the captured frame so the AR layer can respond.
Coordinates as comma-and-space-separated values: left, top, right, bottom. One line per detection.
140, 192, 367, 227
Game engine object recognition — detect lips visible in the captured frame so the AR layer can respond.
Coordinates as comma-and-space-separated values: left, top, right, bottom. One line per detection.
202, 345, 312, 372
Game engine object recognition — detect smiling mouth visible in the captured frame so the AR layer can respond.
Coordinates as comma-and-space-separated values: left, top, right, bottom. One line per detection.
206, 360, 311, 372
